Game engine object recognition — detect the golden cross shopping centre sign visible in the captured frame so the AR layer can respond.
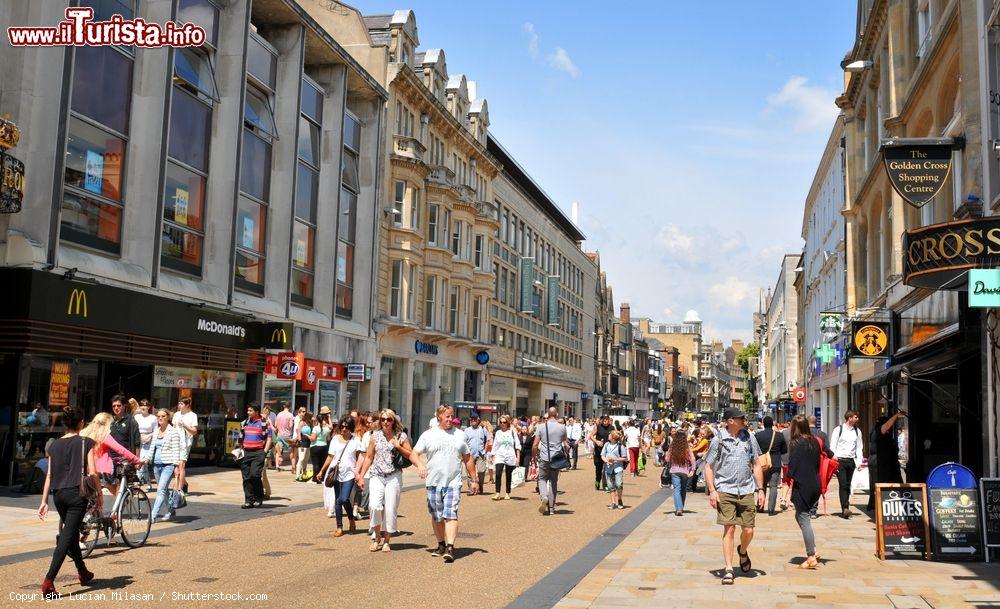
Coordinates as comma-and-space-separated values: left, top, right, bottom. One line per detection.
903, 216, 1000, 290
883, 141, 954, 208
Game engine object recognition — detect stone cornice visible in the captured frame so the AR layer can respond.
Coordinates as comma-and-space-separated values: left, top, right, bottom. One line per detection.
842, 0, 888, 108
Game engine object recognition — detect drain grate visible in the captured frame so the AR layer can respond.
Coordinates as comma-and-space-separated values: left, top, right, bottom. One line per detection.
191, 577, 218, 584
148, 569, 172, 575
456, 532, 482, 539
259, 550, 290, 557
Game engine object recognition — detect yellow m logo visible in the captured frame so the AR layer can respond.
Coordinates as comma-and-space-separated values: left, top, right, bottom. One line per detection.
67, 288, 88, 317
271, 328, 287, 344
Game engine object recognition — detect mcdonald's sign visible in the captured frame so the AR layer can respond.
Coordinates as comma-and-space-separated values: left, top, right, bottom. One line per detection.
270, 328, 287, 344
67, 288, 87, 317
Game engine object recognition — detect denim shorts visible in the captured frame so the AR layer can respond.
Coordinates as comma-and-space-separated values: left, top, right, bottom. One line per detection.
604, 467, 624, 490
425, 485, 461, 521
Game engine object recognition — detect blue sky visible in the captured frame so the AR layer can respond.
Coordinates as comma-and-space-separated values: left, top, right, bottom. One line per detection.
351, 1, 857, 342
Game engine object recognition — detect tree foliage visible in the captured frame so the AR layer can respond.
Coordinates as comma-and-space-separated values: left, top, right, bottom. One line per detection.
736, 342, 761, 375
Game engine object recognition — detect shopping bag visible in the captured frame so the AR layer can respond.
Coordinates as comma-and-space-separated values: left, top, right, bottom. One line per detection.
638, 453, 646, 473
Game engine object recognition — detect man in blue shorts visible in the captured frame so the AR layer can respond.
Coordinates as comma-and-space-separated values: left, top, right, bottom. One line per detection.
409, 405, 479, 563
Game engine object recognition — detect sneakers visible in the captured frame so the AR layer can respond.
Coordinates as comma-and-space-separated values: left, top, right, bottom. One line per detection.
594, 480, 600, 490
491, 493, 501, 501
442, 544, 455, 563
608, 503, 617, 510
546, 508, 555, 516
504, 493, 511, 500
675, 510, 683, 516
431, 542, 446, 557
538, 499, 549, 515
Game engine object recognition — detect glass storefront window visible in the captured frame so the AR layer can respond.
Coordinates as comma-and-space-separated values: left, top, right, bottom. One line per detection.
318, 381, 341, 418
379, 357, 404, 412
71, 45, 132, 134
899, 291, 959, 352
440, 365, 458, 406
263, 377, 294, 411
411, 361, 434, 436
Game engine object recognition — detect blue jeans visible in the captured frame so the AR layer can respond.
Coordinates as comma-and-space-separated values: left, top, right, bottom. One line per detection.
671, 473, 689, 511
333, 479, 356, 529
151, 463, 175, 520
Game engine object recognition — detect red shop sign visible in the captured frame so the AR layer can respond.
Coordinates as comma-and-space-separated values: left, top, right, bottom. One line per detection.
275, 352, 305, 380
301, 360, 345, 391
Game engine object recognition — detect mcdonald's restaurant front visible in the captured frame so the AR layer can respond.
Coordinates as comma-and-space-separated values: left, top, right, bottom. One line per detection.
0, 268, 291, 486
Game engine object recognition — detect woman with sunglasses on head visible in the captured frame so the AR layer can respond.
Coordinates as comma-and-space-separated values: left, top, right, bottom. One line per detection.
317, 416, 363, 537
149, 409, 184, 522
38, 407, 99, 597
489, 415, 521, 500
357, 409, 412, 552
322, 420, 341, 518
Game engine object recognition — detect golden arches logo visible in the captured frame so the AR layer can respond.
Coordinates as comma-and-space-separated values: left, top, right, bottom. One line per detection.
270, 328, 287, 344
67, 288, 87, 317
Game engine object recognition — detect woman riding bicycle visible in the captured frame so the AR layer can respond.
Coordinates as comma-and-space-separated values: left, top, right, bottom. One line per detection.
81, 413, 144, 504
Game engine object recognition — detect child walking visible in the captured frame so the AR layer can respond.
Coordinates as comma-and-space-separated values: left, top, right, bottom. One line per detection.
601, 430, 628, 509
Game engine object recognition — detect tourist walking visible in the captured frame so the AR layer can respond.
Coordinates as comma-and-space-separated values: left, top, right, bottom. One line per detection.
463, 414, 490, 494
150, 409, 184, 521
601, 430, 627, 509
239, 403, 271, 509
588, 415, 613, 491
172, 398, 197, 495
754, 416, 787, 515
274, 402, 294, 470
690, 426, 713, 492
408, 405, 479, 562
109, 395, 141, 490
623, 420, 641, 476
38, 406, 98, 598
357, 409, 412, 552
566, 416, 583, 469
133, 399, 156, 486
704, 407, 765, 585
294, 411, 314, 481
533, 407, 569, 516
652, 425, 667, 466
667, 429, 696, 515
829, 410, 864, 518
309, 407, 333, 482
318, 416, 363, 537
787, 415, 822, 568
489, 415, 521, 500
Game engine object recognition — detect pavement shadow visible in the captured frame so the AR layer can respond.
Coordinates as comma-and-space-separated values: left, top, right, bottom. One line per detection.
553, 509, 576, 515
392, 530, 414, 537
709, 568, 768, 579
263, 496, 291, 502
389, 543, 427, 551
789, 557, 835, 567
169, 515, 200, 524
84, 575, 134, 591
452, 547, 487, 560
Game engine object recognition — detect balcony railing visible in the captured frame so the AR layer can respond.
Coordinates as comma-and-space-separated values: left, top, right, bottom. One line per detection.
428, 164, 455, 186
392, 135, 426, 162
475, 199, 499, 220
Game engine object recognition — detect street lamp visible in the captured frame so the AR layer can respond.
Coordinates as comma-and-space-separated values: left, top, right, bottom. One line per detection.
842, 59, 873, 72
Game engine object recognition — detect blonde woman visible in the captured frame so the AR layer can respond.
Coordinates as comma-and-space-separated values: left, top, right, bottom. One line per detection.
482, 419, 496, 486
489, 415, 521, 500
357, 409, 412, 552
81, 413, 143, 503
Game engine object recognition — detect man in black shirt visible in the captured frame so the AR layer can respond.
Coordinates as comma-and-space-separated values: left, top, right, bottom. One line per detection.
588, 415, 613, 491
754, 416, 786, 515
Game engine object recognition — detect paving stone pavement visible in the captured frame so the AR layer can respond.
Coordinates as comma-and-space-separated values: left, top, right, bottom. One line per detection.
554, 484, 1000, 609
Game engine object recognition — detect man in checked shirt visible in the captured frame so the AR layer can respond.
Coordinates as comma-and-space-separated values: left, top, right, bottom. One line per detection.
704, 407, 765, 585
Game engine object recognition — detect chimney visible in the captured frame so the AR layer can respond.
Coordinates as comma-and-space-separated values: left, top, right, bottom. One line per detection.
620, 302, 631, 323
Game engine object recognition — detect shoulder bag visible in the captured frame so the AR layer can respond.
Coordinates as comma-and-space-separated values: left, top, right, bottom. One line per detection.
544, 421, 570, 471
78, 437, 100, 502
758, 430, 776, 473
325, 438, 351, 488
390, 431, 411, 470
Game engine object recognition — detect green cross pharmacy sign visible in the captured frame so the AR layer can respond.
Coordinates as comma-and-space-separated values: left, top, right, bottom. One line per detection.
815, 343, 837, 364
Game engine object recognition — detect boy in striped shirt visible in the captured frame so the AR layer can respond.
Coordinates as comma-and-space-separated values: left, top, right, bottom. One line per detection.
240, 403, 272, 509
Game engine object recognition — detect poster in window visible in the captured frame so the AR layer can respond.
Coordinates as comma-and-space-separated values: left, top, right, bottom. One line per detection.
175, 187, 189, 225
84, 150, 103, 194
48, 361, 71, 406
337, 255, 347, 283
241, 216, 255, 249
295, 238, 306, 266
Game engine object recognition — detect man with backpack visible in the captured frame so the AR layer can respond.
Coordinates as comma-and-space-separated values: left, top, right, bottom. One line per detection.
829, 410, 864, 519
705, 408, 765, 585
753, 416, 787, 516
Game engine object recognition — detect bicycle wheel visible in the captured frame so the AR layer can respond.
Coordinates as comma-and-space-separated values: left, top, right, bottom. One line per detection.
79, 508, 102, 559
119, 487, 151, 548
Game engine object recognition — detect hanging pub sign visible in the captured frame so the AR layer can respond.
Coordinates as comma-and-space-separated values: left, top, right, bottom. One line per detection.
819, 311, 844, 340
883, 140, 954, 208
902, 216, 1000, 290
850, 321, 890, 358
0, 114, 24, 214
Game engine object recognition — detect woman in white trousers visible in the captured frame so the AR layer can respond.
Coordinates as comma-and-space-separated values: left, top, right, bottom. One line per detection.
357, 409, 412, 552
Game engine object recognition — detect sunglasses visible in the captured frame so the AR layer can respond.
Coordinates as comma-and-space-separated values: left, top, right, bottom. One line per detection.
379, 417, 394, 422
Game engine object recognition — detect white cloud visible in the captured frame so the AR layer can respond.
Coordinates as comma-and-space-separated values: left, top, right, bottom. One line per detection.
655, 224, 694, 254
546, 47, 580, 78
522, 23, 539, 59
765, 76, 839, 133
708, 277, 755, 311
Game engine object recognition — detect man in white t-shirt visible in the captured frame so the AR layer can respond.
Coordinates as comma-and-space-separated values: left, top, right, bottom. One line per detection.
566, 417, 583, 469
410, 405, 478, 563
172, 397, 198, 494
623, 421, 642, 477
829, 410, 864, 519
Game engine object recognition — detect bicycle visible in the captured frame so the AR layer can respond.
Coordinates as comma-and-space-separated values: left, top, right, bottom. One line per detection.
80, 462, 152, 558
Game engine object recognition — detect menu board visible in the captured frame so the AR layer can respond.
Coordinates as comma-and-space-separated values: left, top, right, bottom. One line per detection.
875, 483, 931, 560
981, 479, 1000, 549
930, 488, 983, 560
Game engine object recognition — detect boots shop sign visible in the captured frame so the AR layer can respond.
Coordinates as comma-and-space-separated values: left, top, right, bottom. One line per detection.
883, 139, 957, 208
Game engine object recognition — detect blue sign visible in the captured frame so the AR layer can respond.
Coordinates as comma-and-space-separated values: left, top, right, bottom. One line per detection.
415, 340, 439, 355
813, 406, 821, 429
475, 350, 489, 365
927, 462, 977, 489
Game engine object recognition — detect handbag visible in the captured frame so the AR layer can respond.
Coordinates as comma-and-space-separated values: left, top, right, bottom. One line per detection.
759, 429, 777, 473
324, 438, 351, 488
545, 422, 570, 471
78, 437, 100, 502
389, 431, 411, 470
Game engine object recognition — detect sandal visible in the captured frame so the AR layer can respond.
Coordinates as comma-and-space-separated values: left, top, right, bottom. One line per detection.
737, 545, 751, 573
369, 540, 381, 552
721, 568, 735, 585
797, 556, 818, 570
381, 541, 391, 552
